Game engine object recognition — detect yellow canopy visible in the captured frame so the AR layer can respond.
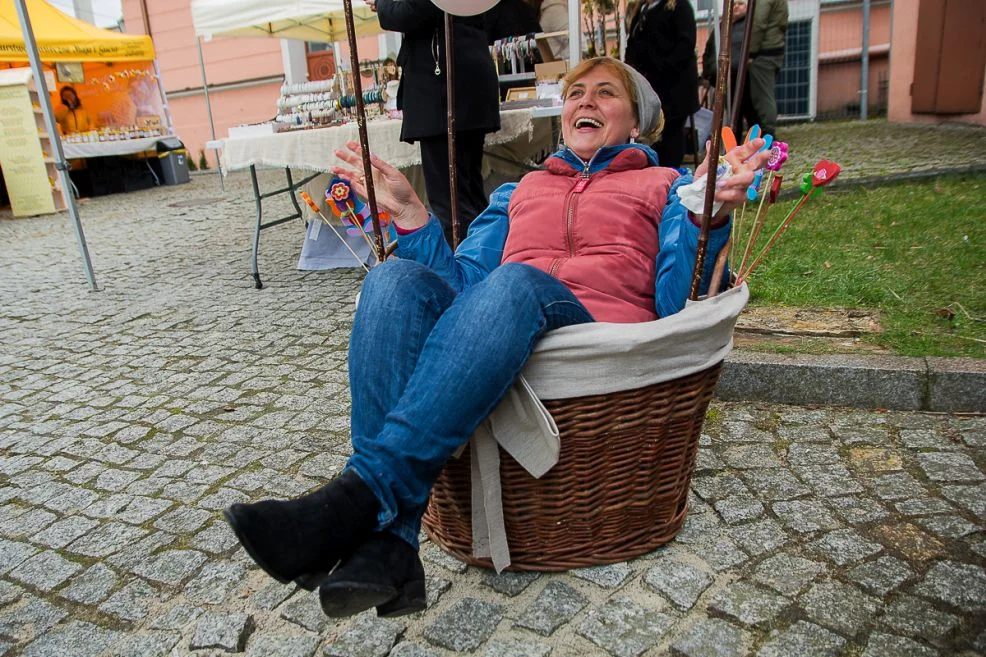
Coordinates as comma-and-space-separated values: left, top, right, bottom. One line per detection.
191, 0, 381, 43
0, 0, 155, 62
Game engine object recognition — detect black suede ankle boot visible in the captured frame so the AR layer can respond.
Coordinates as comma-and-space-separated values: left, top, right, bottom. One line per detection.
318, 532, 426, 619
224, 470, 379, 590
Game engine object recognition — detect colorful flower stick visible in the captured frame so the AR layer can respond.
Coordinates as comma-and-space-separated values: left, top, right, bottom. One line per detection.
737, 159, 841, 283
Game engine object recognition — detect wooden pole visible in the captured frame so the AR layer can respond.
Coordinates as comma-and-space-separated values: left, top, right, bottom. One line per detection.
688, 0, 735, 301
342, 0, 386, 264
730, 0, 756, 132
444, 12, 461, 248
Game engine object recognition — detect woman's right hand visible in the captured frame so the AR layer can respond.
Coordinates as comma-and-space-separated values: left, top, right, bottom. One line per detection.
332, 140, 430, 230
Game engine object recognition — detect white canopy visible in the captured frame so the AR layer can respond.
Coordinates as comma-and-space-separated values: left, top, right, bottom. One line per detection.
191, 0, 381, 42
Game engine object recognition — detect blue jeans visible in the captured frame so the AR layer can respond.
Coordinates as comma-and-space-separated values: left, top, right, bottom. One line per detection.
345, 259, 594, 547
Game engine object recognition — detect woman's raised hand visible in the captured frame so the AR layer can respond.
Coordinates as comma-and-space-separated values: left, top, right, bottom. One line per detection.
332, 141, 430, 230
695, 138, 771, 219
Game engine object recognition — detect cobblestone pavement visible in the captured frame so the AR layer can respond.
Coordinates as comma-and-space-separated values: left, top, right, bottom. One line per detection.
1, 173, 984, 657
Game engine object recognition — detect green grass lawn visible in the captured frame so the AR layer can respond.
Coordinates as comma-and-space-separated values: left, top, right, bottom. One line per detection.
735, 173, 985, 358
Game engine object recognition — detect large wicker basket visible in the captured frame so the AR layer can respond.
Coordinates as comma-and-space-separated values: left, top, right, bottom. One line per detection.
422, 362, 723, 571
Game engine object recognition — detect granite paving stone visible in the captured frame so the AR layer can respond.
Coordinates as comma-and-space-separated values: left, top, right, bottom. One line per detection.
752, 553, 827, 596
809, 528, 883, 565
916, 514, 982, 538
280, 592, 329, 633
860, 633, 938, 657
771, 499, 840, 533
8, 550, 81, 591
755, 621, 846, 657
58, 563, 118, 604
828, 495, 890, 524
515, 581, 588, 636
63, 521, 150, 559
133, 549, 207, 586
104, 630, 183, 657
389, 642, 440, 657
671, 617, 749, 657
941, 483, 986, 518
482, 570, 540, 597
481, 639, 551, 657
184, 560, 247, 605
714, 497, 765, 524
801, 580, 881, 637
190, 611, 254, 652
0, 595, 67, 640
847, 555, 915, 596
245, 632, 320, 657
643, 560, 713, 610
249, 581, 297, 611
912, 560, 986, 612
424, 598, 504, 652
325, 613, 404, 657
19, 620, 124, 657
576, 596, 675, 657
728, 519, 790, 556
98, 578, 160, 622
708, 581, 791, 627
0, 539, 38, 575
571, 563, 633, 588
914, 452, 985, 482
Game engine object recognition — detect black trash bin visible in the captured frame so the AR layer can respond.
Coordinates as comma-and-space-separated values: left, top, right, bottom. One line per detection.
156, 137, 190, 185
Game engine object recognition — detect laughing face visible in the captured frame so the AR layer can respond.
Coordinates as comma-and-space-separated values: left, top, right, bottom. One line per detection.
561, 67, 639, 162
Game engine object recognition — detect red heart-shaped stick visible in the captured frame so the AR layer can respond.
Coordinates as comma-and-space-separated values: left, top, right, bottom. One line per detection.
812, 160, 841, 187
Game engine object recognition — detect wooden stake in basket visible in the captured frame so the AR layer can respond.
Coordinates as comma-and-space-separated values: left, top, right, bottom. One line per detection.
444, 13, 462, 248
689, 0, 737, 301
342, 0, 387, 265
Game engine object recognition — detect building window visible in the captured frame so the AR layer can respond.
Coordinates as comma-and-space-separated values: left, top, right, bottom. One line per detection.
777, 19, 812, 117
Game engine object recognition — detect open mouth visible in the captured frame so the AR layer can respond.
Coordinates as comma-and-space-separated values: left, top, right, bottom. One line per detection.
574, 117, 603, 130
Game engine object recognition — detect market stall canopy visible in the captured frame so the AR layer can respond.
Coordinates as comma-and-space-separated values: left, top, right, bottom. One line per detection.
0, 0, 155, 62
191, 0, 381, 42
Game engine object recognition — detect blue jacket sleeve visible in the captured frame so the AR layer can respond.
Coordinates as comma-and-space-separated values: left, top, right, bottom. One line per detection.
393, 182, 516, 292
655, 174, 732, 317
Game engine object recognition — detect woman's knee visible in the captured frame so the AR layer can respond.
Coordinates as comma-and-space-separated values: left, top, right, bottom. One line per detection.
357, 260, 452, 315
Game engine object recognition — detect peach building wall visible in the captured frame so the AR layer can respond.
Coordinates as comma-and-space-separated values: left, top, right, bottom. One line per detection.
887, 0, 986, 125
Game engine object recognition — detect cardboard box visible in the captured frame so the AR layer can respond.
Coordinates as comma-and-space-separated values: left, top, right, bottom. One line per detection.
535, 61, 568, 83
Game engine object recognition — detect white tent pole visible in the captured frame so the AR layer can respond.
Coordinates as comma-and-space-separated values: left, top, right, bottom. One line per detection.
153, 60, 175, 135
196, 37, 217, 144
13, 0, 98, 292
567, 0, 579, 68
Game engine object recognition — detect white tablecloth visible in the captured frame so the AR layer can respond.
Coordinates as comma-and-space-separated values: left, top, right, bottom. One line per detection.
63, 136, 161, 159
219, 108, 555, 174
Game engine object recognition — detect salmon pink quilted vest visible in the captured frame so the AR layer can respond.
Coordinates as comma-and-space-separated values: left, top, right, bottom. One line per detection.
502, 149, 679, 323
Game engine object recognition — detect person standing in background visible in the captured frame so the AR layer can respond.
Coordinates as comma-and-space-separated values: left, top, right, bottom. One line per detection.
624, 0, 699, 168
743, 0, 787, 137
702, 0, 787, 137
368, 0, 501, 245
54, 85, 93, 135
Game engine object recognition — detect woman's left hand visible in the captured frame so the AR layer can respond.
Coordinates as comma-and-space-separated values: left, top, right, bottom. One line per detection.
695, 137, 771, 219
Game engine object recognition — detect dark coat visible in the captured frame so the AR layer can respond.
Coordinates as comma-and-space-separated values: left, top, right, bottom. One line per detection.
376, 0, 501, 143
624, 0, 700, 121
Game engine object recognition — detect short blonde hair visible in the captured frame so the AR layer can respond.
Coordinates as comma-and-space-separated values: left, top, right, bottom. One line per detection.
561, 57, 664, 140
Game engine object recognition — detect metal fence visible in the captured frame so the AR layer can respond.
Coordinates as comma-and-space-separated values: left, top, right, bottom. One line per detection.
692, 0, 890, 123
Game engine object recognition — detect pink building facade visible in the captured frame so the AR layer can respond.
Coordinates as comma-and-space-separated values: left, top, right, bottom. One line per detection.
120, 0, 387, 167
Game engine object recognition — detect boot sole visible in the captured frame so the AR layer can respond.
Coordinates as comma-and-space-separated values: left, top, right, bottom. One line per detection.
319, 578, 427, 618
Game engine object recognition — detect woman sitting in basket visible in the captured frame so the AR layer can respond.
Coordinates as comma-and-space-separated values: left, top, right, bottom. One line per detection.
224, 57, 768, 619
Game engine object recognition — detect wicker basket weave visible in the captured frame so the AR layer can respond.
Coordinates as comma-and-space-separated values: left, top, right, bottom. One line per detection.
422, 362, 723, 571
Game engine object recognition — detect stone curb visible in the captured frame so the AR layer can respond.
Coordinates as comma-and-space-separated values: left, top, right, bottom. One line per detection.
718, 351, 986, 413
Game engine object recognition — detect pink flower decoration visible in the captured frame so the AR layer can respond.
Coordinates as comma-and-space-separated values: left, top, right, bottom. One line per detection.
812, 160, 841, 187
766, 141, 789, 171
328, 181, 351, 202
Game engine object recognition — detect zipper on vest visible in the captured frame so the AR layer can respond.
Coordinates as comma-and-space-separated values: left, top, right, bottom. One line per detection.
564, 166, 590, 260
